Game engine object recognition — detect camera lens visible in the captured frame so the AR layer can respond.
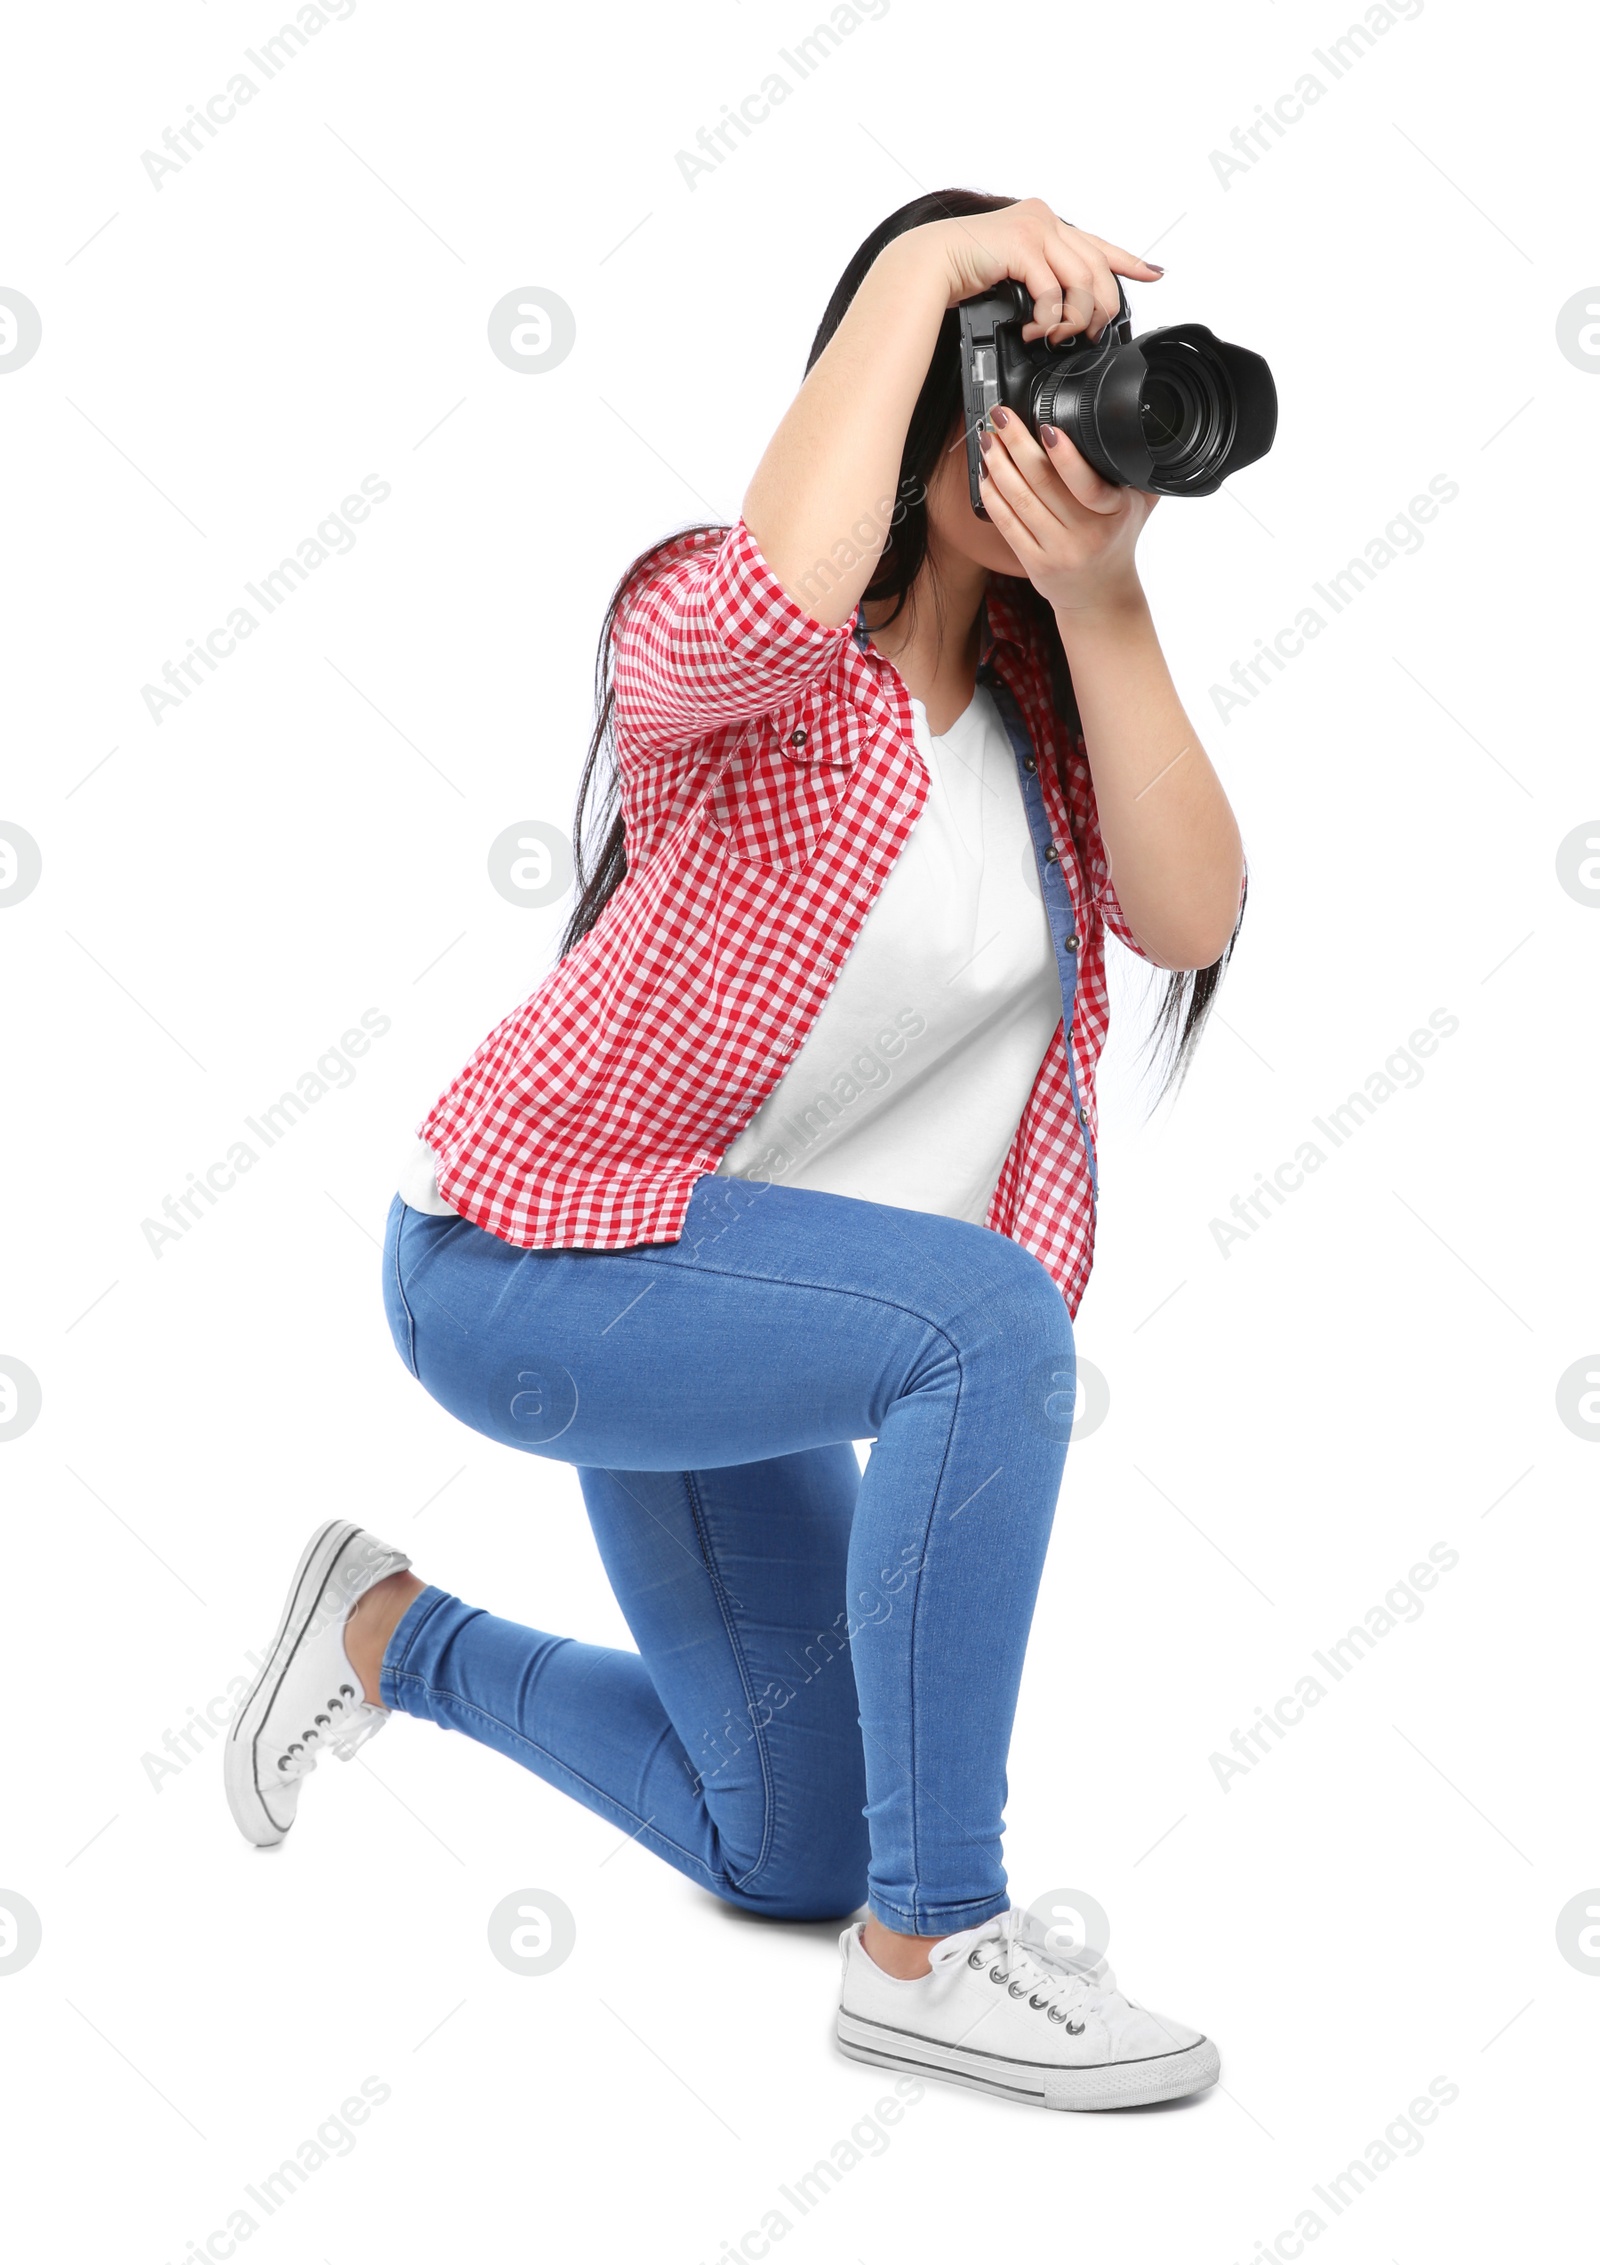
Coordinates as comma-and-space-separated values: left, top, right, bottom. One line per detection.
1138, 375, 1188, 453
1136, 345, 1234, 484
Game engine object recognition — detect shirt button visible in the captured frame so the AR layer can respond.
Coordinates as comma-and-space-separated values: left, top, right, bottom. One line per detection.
788, 726, 808, 749
1023, 755, 1037, 773
1079, 1106, 1091, 1126
1043, 843, 1059, 864
1065, 932, 1080, 951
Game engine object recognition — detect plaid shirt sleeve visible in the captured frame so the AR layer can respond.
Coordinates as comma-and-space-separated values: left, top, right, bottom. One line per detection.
1096, 868, 1158, 961
612, 519, 853, 763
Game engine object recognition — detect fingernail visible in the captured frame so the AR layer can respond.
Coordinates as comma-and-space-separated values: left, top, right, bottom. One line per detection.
1145, 263, 1165, 275
991, 406, 1010, 429
1040, 424, 1061, 449
979, 430, 995, 456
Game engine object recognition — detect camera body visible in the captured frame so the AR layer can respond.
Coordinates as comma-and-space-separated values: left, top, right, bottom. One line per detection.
958, 279, 1277, 513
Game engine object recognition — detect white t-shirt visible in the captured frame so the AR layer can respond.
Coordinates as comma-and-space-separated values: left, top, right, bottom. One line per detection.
397, 682, 1064, 1227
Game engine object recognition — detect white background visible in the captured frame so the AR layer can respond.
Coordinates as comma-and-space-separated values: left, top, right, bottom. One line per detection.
2, 0, 1595, 2257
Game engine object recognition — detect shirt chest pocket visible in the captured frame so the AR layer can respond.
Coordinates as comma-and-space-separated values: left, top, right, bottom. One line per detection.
706, 698, 854, 873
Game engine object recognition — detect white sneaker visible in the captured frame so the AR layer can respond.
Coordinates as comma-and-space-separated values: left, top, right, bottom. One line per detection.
836, 1907, 1219, 2111
224, 1519, 412, 1848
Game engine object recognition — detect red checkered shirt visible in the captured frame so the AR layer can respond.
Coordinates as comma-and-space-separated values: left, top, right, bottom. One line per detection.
417, 518, 1162, 1315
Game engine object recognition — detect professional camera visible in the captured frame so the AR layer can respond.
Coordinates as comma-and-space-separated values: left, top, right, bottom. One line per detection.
958, 278, 1276, 511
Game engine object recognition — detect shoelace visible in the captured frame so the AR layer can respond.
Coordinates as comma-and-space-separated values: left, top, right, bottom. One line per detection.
275, 1684, 386, 1781
929, 1908, 1119, 2028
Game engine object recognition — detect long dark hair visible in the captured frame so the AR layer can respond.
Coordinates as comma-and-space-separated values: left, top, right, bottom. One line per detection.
556, 188, 1243, 1104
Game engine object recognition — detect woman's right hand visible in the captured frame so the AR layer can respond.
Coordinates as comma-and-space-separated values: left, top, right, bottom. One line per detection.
915, 199, 1164, 344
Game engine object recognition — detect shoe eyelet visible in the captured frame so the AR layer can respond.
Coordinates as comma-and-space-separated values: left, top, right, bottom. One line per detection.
1065, 2020, 1085, 2036
968, 1949, 986, 1970
1047, 2005, 1066, 2024
339, 1683, 356, 1700
989, 1965, 1006, 1984
1029, 1994, 1048, 2010
1007, 1981, 1027, 1999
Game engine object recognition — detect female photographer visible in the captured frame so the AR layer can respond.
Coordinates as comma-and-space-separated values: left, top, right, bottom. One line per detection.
228, 190, 1246, 2113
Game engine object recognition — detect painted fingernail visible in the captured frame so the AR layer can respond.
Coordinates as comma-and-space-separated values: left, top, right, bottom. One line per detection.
978, 430, 995, 456
1040, 424, 1061, 448
991, 406, 1010, 429
1145, 263, 1165, 275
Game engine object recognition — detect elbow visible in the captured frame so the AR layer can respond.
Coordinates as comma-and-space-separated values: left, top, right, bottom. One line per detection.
1183, 852, 1248, 969
1141, 936, 1231, 975
1169, 913, 1241, 973
1107, 837, 1246, 972
1134, 869, 1246, 972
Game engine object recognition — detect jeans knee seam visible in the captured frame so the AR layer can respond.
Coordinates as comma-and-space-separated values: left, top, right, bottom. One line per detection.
900, 1335, 970, 1934
680, 1467, 779, 1892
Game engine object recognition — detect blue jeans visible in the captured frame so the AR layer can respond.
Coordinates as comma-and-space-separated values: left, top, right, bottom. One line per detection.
378, 1171, 1073, 1932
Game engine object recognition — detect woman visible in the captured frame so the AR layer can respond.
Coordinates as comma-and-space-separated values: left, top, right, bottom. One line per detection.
227, 190, 1247, 2113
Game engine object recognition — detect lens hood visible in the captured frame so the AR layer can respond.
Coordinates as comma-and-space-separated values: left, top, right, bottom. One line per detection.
1124, 324, 1277, 496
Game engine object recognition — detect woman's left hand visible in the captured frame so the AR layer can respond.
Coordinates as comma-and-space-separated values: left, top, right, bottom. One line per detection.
978, 407, 1156, 616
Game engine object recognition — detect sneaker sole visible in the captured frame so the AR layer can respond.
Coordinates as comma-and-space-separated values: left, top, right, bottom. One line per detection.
835, 2007, 1220, 2111
224, 1519, 394, 1849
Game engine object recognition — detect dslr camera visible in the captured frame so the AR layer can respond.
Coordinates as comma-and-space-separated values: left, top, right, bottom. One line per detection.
958, 278, 1276, 512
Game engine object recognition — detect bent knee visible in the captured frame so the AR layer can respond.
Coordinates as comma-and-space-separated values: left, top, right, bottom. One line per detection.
953, 1228, 1074, 1362
717, 1844, 866, 1922
715, 1806, 867, 1924
727, 1875, 866, 1924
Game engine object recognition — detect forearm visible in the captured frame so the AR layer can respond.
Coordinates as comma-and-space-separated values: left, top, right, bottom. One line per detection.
1058, 593, 1245, 970
742, 233, 951, 628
